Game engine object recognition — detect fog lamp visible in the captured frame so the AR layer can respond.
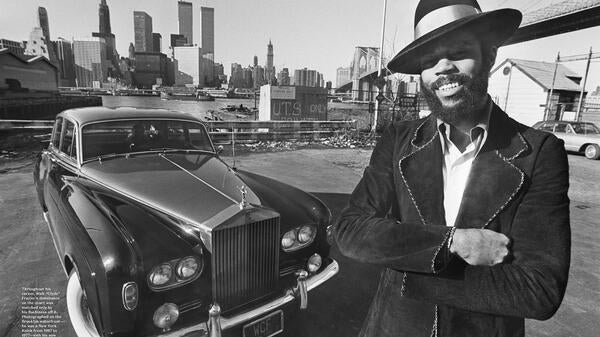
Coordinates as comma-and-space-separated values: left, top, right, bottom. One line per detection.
307, 253, 322, 273
153, 303, 179, 331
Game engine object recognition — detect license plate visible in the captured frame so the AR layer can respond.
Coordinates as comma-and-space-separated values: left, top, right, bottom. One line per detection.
243, 310, 283, 337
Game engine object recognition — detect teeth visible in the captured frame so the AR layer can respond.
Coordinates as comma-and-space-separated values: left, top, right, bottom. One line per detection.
438, 82, 460, 91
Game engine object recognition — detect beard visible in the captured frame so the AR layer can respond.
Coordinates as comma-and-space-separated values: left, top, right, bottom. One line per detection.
420, 69, 490, 126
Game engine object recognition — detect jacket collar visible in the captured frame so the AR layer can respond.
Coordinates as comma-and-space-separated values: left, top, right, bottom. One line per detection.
399, 104, 528, 228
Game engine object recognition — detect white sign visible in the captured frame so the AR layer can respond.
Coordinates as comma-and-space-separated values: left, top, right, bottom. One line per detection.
271, 86, 296, 100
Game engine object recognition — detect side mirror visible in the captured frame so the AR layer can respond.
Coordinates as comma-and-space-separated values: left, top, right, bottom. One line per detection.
216, 145, 224, 155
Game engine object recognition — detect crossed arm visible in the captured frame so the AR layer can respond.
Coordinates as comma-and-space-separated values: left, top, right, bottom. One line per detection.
334, 126, 570, 319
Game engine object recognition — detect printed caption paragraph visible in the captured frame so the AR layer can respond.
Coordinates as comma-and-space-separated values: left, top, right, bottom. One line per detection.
21, 287, 63, 337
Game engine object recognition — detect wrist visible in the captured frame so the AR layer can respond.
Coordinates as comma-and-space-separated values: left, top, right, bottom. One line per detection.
447, 227, 457, 254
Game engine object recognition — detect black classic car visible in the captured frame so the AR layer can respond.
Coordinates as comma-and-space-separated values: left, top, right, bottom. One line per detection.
33, 107, 339, 337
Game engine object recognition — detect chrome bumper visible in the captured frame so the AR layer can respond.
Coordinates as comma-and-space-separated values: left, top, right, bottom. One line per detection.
158, 259, 339, 337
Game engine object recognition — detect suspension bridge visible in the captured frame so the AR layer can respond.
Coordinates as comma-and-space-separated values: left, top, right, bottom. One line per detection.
337, 0, 600, 100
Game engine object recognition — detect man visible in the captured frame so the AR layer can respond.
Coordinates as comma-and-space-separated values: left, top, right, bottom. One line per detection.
334, 0, 571, 336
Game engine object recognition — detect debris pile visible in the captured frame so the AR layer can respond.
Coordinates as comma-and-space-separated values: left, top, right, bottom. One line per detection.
230, 131, 378, 153
317, 131, 378, 149
243, 141, 298, 152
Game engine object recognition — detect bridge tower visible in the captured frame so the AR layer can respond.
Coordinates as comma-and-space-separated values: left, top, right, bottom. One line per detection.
352, 47, 380, 101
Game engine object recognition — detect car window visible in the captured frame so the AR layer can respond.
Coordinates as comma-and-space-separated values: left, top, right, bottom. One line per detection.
51, 118, 63, 148
539, 123, 555, 132
60, 120, 77, 159
554, 124, 567, 133
572, 123, 600, 135
82, 119, 214, 161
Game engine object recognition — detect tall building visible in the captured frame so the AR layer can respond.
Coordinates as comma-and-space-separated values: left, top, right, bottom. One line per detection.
230, 63, 244, 88
293, 68, 323, 87
242, 67, 253, 88
152, 33, 162, 53
134, 11, 153, 52
173, 46, 208, 86
253, 65, 265, 88
200, 7, 214, 54
53, 38, 76, 87
0, 39, 25, 56
73, 37, 108, 87
200, 7, 215, 84
24, 27, 50, 59
336, 67, 352, 88
133, 51, 169, 88
214, 63, 226, 84
128, 42, 135, 60
98, 0, 112, 35
93, 0, 119, 78
37, 7, 57, 64
277, 68, 290, 86
265, 40, 275, 84
178, 1, 193, 45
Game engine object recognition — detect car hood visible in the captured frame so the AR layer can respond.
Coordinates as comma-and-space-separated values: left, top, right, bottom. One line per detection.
80, 153, 261, 231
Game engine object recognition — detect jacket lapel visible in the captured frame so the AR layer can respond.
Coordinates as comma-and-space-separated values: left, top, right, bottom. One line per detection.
399, 115, 446, 227
454, 105, 528, 229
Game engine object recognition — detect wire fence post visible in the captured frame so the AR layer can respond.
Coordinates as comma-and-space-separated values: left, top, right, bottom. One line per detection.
576, 47, 592, 122
372, 0, 388, 133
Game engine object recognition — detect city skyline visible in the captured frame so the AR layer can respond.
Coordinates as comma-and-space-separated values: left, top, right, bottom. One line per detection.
3, 0, 600, 88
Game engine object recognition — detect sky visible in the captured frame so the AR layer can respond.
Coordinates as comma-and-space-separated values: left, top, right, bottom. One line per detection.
2, 0, 600, 90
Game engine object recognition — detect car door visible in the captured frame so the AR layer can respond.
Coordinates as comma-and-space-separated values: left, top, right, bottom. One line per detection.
551, 122, 573, 151
45, 118, 80, 257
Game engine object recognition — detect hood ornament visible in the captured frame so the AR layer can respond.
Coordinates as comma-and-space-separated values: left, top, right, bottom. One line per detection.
239, 185, 249, 209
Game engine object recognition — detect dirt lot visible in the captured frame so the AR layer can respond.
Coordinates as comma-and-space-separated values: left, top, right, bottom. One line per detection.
0, 148, 598, 337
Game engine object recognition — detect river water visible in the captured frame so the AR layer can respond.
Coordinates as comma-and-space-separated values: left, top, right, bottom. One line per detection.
101, 96, 256, 120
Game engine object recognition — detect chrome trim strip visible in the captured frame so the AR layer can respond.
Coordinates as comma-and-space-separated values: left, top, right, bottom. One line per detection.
42, 211, 67, 276
157, 259, 339, 337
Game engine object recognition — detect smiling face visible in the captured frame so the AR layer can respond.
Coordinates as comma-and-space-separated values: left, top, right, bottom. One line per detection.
419, 30, 496, 127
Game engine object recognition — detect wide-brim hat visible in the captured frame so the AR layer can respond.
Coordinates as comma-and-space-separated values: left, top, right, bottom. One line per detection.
387, 0, 522, 74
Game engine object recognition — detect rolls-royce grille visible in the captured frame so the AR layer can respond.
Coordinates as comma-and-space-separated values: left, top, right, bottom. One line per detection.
212, 216, 280, 312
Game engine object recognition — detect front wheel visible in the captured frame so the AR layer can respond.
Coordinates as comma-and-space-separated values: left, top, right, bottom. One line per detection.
584, 144, 600, 160
66, 272, 101, 337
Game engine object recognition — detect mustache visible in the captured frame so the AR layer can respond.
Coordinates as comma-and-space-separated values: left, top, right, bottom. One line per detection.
431, 73, 472, 90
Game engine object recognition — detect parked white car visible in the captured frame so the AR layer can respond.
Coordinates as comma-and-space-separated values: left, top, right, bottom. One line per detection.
532, 120, 600, 160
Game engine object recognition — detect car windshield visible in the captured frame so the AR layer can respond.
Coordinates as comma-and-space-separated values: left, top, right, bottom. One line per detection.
572, 123, 600, 135
82, 119, 214, 161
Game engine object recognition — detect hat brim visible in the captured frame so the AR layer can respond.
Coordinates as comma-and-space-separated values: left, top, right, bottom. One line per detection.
387, 8, 522, 74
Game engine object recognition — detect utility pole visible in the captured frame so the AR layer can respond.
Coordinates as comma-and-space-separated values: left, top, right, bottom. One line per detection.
576, 47, 592, 121
544, 52, 560, 121
372, 0, 388, 132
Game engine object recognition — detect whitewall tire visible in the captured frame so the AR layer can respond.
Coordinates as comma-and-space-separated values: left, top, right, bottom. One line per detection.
66, 272, 102, 337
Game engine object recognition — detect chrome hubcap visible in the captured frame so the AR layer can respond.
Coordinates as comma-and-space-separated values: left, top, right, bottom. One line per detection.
586, 146, 597, 158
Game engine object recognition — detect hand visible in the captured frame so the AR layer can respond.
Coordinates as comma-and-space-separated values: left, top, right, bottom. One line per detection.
450, 228, 510, 266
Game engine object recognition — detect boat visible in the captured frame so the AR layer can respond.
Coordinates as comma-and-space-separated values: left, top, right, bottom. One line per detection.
201, 88, 233, 98
160, 91, 215, 101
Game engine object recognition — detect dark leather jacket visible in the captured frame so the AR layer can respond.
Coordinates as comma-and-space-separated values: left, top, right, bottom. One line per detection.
334, 104, 571, 337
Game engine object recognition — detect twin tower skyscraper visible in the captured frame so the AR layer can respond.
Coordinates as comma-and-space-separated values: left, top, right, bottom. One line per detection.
176, 0, 214, 56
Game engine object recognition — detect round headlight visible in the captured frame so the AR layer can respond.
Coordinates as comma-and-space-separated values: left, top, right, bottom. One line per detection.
297, 225, 315, 244
281, 230, 296, 249
176, 256, 200, 279
153, 303, 179, 330
149, 263, 172, 286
